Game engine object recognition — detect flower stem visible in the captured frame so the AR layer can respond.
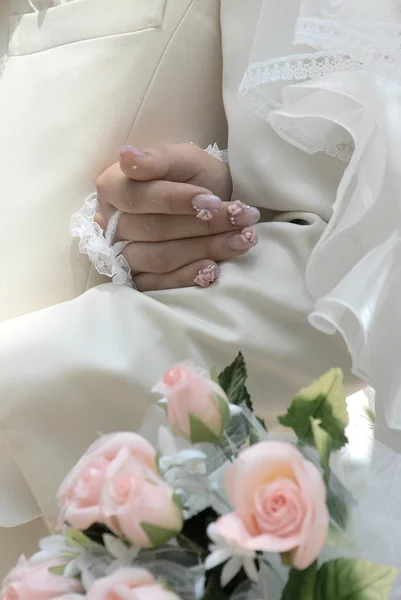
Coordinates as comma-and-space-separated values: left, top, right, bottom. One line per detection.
176, 533, 206, 557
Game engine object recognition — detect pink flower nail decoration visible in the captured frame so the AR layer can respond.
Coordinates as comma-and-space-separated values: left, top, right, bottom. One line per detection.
194, 265, 220, 288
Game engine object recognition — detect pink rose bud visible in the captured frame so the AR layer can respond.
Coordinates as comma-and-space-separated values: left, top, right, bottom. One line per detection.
153, 363, 230, 443
1, 556, 83, 600
101, 453, 183, 548
216, 441, 329, 570
57, 432, 158, 531
87, 568, 182, 600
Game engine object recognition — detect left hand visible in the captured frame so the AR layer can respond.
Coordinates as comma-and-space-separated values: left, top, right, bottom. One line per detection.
94, 143, 260, 291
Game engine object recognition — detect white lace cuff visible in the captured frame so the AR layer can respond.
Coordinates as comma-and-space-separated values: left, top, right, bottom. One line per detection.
70, 193, 132, 286
205, 144, 229, 164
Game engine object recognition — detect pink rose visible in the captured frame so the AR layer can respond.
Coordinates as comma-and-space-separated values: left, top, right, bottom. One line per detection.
1, 556, 83, 600
86, 568, 182, 600
102, 452, 183, 547
153, 363, 230, 442
216, 442, 329, 570
57, 432, 157, 530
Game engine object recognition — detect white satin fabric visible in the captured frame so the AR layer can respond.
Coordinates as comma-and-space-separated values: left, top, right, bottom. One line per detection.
0, 0, 357, 574
241, 0, 401, 430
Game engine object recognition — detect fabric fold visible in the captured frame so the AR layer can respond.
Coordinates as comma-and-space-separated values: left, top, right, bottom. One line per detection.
240, 0, 401, 428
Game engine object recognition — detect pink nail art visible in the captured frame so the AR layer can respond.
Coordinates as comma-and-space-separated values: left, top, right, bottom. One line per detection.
192, 194, 222, 221
242, 227, 258, 244
228, 201, 260, 226
228, 200, 247, 218
120, 145, 147, 159
227, 228, 258, 251
194, 265, 220, 288
196, 209, 214, 222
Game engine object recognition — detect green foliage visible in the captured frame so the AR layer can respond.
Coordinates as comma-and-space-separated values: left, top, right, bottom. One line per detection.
282, 563, 317, 600
189, 413, 219, 444
141, 523, 180, 548
315, 559, 398, 600
310, 418, 332, 485
218, 352, 252, 409
279, 369, 348, 450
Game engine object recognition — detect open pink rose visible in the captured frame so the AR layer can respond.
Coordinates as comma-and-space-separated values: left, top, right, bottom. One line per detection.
102, 453, 183, 547
57, 432, 157, 530
216, 441, 329, 569
153, 363, 229, 442
1, 556, 83, 600
87, 568, 182, 600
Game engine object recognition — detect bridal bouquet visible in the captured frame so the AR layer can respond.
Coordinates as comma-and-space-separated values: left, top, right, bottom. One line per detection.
2, 355, 399, 600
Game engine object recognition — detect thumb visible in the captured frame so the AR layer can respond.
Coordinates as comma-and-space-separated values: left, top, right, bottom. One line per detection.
119, 143, 208, 183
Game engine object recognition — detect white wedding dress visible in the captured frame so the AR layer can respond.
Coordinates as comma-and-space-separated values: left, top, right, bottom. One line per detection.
1, 0, 401, 584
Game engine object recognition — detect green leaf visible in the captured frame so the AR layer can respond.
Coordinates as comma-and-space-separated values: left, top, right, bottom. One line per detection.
216, 395, 231, 429
310, 417, 332, 485
155, 451, 163, 475
218, 352, 252, 409
249, 426, 261, 446
66, 529, 93, 549
49, 566, 66, 576
315, 559, 398, 600
282, 562, 317, 600
211, 367, 219, 383
141, 522, 179, 548
189, 413, 220, 444
278, 369, 349, 450
173, 492, 183, 510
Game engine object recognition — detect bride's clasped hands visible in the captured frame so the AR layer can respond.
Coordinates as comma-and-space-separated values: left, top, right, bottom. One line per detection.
93, 143, 260, 291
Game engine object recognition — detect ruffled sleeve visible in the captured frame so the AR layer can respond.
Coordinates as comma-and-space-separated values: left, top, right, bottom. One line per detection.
240, 0, 401, 428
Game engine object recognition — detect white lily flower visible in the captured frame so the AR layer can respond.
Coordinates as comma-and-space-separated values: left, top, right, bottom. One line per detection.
31, 535, 75, 563
205, 523, 258, 588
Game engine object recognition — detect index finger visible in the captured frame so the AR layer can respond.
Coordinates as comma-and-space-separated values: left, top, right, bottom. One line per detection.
119, 142, 214, 183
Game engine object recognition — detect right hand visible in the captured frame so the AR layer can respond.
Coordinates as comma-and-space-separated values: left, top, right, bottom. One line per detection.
95, 143, 260, 291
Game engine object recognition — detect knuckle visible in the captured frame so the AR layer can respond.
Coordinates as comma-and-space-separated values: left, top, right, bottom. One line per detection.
143, 215, 166, 242
146, 249, 170, 274
161, 188, 174, 214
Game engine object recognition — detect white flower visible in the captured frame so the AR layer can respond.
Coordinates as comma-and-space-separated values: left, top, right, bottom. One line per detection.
103, 534, 140, 572
31, 535, 78, 563
158, 426, 207, 473
158, 426, 211, 518
205, 523, 258, 587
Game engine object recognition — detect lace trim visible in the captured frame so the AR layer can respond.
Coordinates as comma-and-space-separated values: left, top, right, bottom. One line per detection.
239, 53, 356, 162
295, 18, 401, 81
205, 144, 229, 164
270, 115, 354, 162
70, 193, 133, 286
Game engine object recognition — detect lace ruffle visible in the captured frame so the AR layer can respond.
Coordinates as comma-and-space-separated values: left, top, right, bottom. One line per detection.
239, 0, 401, 162
205, 144, 229, 164
70, 193, 132, 286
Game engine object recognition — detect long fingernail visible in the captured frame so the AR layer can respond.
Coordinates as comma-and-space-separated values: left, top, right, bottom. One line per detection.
227, 227, 258, 251
228, 200, 260, 226
194, 264, 220, 288
192, 194, 222, 221
120, 145, 147, 159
